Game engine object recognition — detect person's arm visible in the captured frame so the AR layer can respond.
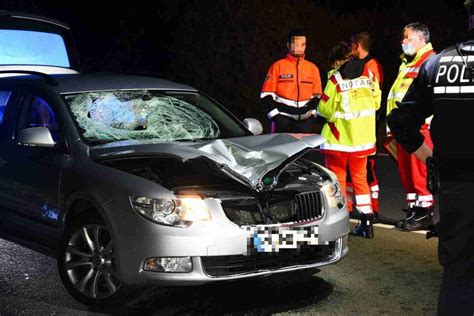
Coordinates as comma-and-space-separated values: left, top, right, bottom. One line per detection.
317, 77, 337, 121
312, 66, 323, 98
387, 57, 437, 161
260, 62, 280, 119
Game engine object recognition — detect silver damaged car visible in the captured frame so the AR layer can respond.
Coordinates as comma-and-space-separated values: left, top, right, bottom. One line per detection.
0, 11, 349, 307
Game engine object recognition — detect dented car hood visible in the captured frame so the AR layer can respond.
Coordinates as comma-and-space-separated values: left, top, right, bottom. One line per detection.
90, 133, 325, 190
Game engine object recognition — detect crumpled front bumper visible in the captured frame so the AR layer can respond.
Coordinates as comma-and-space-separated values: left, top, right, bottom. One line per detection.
104, 196, 349, 286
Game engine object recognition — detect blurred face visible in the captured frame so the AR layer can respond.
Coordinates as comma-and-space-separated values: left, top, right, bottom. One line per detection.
401, 28, 426, 56
351, 41, 360, 58
287, 36, 306, 57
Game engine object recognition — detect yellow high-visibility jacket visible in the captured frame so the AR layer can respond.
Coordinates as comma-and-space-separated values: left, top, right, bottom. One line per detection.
386, 43, 435, 130
318, 71, 381, 156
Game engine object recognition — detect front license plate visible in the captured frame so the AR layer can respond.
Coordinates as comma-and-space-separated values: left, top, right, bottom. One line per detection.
242, 225, 326, 254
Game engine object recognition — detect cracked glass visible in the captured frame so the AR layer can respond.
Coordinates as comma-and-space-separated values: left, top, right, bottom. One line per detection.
64, 90, 247, 144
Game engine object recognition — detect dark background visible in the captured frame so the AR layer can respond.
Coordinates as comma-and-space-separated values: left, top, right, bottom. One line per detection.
0, 0, 468, 133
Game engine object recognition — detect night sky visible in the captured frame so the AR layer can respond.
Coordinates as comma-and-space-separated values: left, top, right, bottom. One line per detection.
0, 0, 469, 130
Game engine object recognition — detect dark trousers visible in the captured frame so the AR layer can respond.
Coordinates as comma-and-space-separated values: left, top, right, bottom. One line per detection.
271, 115, 314, 133
436, 176, 474, 315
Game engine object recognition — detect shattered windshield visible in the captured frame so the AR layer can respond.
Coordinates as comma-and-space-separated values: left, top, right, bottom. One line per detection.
64, 90, 248, 144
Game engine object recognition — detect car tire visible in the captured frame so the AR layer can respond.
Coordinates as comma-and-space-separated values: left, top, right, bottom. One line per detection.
57, 211, 138, 307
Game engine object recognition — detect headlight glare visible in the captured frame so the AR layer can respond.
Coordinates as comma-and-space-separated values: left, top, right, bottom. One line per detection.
177, 196, 212, 222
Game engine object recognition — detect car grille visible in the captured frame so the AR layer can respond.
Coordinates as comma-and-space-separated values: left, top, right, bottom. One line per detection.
295, 191, 324, 222
201, 243, 335, 277
221, 191, 324, 225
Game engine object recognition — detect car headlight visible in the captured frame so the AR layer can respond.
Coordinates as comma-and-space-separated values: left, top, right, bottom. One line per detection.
130, 195, 212, 227
321, 180, 345, 209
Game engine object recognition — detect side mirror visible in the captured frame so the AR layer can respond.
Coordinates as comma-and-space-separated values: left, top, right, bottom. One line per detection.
243, 118, 263, 136
17, 127, 56, 148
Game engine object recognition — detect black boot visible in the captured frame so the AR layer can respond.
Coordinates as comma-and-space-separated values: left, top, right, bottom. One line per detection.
402, 206, 434, 231
395, 207, 416, 229
351, 213, 374, 238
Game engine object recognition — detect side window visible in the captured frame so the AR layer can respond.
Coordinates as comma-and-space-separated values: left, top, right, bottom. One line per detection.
24, 97, 58, 130
16, 96, 60, 142
0, 90, 12, 125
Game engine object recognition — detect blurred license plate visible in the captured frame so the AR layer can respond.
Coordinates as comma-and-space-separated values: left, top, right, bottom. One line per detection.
242, 225, 324, 253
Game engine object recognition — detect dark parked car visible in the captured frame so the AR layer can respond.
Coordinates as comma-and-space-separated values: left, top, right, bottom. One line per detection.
0, 12, 349, 307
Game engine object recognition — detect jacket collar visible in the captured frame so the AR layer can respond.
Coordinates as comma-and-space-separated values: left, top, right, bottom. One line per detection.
401, 42, 434, 64
285, 53, 305, 63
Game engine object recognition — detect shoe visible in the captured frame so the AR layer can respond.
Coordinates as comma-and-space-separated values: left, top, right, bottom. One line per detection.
350, 214, 374, 238
402, 206, 434, 231
395, 207, 416, 229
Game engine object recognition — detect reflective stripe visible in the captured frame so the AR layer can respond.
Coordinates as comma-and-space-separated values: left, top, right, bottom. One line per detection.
320, 142, 375, 152
333, 72, 343, 84
462, 46, 474, 53
334, 109, 376, 120
346, 186, 354, 193
337, 78, 374, 92
372, 192, 379, 199
267, 108, 280, 119
367, 69, 374, 81
447, 86, 460, 93
461, 86, 474, 93
260, 92, 274, 99
453, 56, 469, 62
433, 86, 446, 94
387, 91, 406, 100
279, 111, 313, 120
355, 194, 371, 205
434, 85, 474, 94
406, 193, 417, 201
355, 205, 373, 214
425, 115, 433, 125
417, 194, 434, 202
406, 66, 420, 74
275, 95, 311, 107
440, 56, 453, 63
415, 201, 434, 208
370, 185, 379, 191
260, 92, 312, 108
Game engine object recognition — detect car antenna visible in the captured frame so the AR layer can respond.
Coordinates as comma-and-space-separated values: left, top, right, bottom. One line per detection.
0, 70, 59, 86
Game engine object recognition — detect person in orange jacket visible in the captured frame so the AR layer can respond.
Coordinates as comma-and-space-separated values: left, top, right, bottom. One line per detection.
345, 32, 385, 221
261, 29, 323, 133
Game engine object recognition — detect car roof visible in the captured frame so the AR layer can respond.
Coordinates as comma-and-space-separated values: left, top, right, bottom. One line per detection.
0, 73, 198, 94
0, 11, 70, 29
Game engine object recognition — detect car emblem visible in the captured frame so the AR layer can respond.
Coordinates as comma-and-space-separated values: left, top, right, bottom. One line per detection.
262, 175, 276, 187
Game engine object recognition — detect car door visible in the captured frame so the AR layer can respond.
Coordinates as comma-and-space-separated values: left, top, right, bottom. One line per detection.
0, 89, 70, 236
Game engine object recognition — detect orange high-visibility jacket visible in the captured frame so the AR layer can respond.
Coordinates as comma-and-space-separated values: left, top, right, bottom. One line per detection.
363, 57, 384, 87
261, 53, 322, 120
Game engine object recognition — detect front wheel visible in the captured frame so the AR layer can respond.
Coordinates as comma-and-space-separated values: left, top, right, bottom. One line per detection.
57, 211, 135, 307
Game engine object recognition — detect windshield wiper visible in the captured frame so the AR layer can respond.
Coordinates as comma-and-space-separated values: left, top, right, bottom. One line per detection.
173, 137, 217, 142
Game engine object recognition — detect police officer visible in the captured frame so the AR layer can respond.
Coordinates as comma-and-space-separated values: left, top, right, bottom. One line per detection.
261, 29, 322, 133
387, 4, 474, 313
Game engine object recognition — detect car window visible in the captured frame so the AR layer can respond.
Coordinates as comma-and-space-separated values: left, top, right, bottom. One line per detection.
64, 90, 249, 144
0, 90, 12, 125
0, 30, 70, 68
16, 96, 60, 142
